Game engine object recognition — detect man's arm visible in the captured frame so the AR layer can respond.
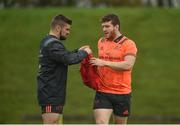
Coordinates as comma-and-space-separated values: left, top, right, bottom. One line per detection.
90, 55, 136, 71
47, 42, 91, 65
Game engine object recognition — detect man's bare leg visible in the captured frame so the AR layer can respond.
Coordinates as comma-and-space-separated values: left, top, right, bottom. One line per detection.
114, 115, 128, 125
42, 113, 61, 124
94, 109, 113, 124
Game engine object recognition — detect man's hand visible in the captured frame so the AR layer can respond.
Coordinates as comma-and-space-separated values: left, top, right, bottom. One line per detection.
89, 58, 105, 66
79, 45, 92, 54
83, 47, 92, 54
79, 45, 90, 50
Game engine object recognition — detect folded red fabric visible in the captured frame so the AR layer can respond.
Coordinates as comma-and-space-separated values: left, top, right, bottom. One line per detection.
80, 54, 102, 90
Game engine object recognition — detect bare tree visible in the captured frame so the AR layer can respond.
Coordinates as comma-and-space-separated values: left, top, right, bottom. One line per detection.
170, 0, 180, 7
1, 0, 14, 7
141, 0, 180, 7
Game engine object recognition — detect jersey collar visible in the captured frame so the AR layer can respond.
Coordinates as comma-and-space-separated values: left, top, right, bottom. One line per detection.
113, 35, 124, 43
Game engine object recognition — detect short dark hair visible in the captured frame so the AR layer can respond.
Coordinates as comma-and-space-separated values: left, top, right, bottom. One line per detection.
51, 14, 72, 29
101, 14, 120, 30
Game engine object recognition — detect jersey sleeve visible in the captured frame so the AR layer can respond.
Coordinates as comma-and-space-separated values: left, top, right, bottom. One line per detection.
124, 40, 137, 57
98, 37, 105, 58
47, 42, 88, 65
97, 38, 102, 49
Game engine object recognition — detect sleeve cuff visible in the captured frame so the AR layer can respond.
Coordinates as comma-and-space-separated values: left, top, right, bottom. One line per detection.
78, 50, 88, 58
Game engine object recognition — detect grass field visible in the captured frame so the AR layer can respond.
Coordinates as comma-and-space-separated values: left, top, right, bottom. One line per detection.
0, 7, 180, 123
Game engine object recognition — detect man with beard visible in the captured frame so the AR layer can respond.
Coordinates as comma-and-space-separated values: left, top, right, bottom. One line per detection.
37, 14, 91, 124
90, 14, 137, 124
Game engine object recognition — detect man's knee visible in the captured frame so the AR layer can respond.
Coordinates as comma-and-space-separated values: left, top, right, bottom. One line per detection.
43, 118, 59, 124
42, 113, 60, 124
95, 118, 109, 124
94, 109, 113, 124
114, 116, 128, 124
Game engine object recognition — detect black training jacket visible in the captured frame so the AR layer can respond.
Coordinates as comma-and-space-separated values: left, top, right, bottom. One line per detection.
37, 35, 88, 106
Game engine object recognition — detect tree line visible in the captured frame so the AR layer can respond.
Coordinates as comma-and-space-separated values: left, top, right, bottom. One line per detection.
0, 0, 179, 8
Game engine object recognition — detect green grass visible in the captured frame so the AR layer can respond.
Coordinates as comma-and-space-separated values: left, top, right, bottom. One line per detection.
0, 7, 180, 123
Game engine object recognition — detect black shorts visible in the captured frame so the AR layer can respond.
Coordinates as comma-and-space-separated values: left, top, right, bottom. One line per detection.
41, 105, 63, 114
93, 91, 131, 117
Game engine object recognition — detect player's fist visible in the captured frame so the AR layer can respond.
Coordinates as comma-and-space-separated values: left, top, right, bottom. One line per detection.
79, 45, 90, 50
83, 47, 92, 54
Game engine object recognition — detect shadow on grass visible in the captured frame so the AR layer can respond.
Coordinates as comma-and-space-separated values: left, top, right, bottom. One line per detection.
22, 114, 180, 124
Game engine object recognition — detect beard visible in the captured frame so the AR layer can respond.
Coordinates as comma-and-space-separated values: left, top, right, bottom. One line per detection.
59, 30, 67, 40
59, 36, 66, 40
106, 31, 116, 40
